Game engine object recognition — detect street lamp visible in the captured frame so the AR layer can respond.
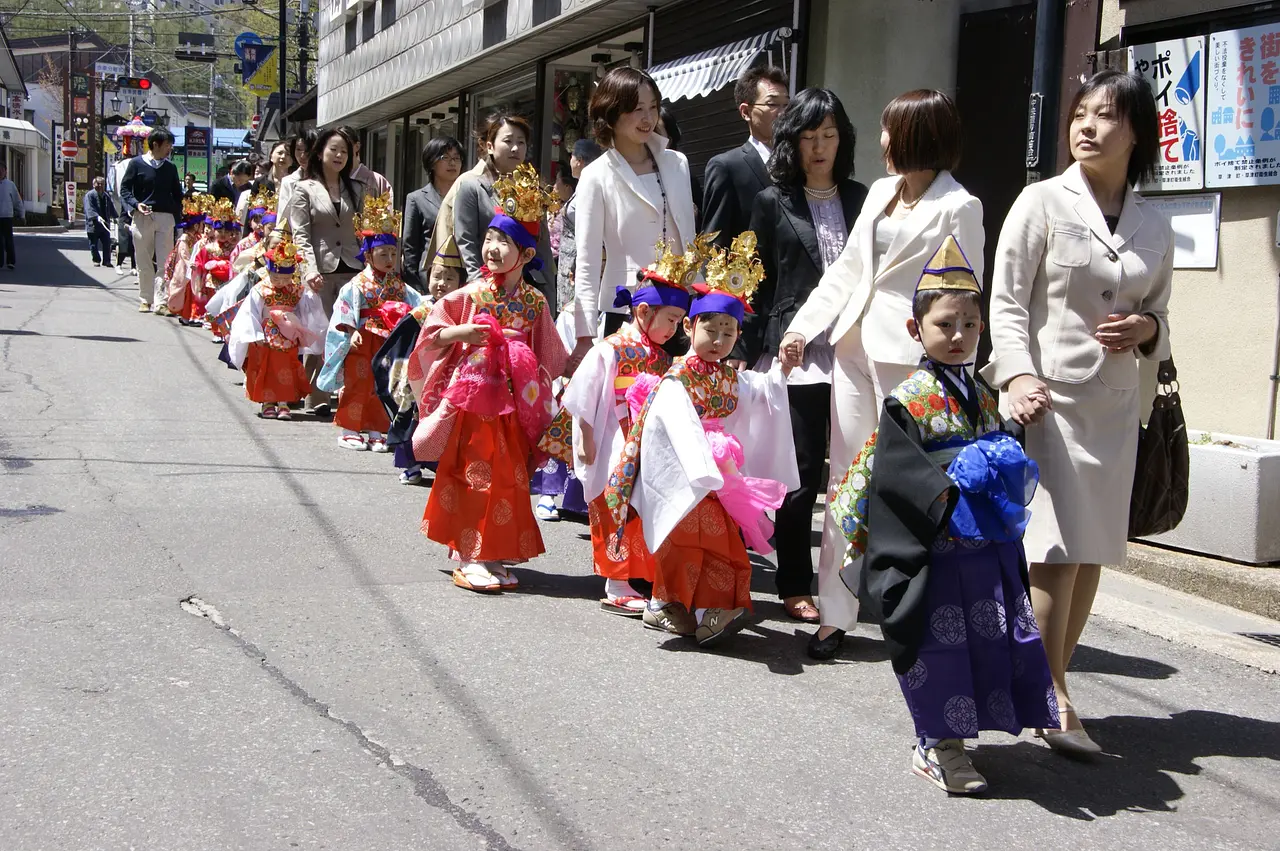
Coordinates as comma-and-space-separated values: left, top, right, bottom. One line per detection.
110, 97, 121, 111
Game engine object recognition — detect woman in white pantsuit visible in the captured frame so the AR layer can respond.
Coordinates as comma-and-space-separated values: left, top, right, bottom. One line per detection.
781, 90, 984, 659
982, 70, 1171, 755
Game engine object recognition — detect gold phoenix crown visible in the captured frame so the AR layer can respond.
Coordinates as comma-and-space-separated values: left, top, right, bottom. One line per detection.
182, 192, 210, 219
207, 197, 237, 224
265, 225, 302, 272
703, 231, 765, 303
248, 186, 278, 215
644, 231, 717, 287
354, 192, 402, 238
915, 235, 981, 295
492, 162, 560, 223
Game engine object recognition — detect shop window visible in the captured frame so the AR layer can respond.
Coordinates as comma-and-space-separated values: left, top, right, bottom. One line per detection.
362, 6, 376, 42
532, 0, 559, 26
482, 0, 507, 49
345, 16, 357, 52
381, 0, 396, 30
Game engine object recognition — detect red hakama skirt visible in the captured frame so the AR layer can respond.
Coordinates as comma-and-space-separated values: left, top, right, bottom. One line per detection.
652, 495, 753, 612
335, 334, 392, 433
244, 343, 310, 404
422, 410, 544, 563
588, 495, 656, 582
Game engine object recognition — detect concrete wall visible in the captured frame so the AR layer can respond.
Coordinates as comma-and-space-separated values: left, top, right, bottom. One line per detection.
1101, 0, 1280, 438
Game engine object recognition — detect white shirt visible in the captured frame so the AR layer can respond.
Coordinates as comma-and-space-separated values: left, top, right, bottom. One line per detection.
748, 135, 772, 165
873, 214, 901, 276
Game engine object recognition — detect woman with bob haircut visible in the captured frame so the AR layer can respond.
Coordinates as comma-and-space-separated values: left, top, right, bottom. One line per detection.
451, 112, 558, 302
570, 65, 696, 360
744, 87, 869, 640
780, 89, 984, 659
982, 70, 1170, 756
401, 136, 464, 292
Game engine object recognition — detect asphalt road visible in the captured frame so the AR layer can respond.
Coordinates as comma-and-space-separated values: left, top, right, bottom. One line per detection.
3, 233, 1279, 851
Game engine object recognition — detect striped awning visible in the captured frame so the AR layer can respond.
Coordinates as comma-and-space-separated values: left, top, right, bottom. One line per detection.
649, 27, 792, 103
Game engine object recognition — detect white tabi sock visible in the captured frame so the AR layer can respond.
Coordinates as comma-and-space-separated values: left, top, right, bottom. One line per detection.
368, 431, 383, 441
604, 578, 641, 601
648, 596, 669, 612
694, 608, 708, 624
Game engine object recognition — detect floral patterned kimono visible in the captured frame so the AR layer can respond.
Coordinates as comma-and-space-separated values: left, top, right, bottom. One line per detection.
549, 322, 672, 582
830, 364, 1058, 742
226, 278, 328, 404
604, 355, 797, 612
229, 231, 260, 271
407, 276, 567, 564
161, 232, 196, 314
317, 267, 423, 433
186, 238, 232, 325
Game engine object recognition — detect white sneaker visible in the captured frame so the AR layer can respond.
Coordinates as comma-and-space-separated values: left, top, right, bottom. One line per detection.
912, 740, 988, 795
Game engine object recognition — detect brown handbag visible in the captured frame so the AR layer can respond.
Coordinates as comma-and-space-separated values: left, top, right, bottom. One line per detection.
1128, 358, 1190, 538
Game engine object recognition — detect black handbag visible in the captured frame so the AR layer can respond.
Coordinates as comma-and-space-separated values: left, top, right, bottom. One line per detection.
1128, 358, 1190, 538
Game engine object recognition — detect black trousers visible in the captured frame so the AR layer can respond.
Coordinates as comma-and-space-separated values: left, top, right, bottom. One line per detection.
88, 221, 112, 264
0, 218, 14, 266
773, 381, 831, 599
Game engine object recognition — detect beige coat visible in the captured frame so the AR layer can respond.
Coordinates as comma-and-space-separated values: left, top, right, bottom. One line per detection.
981, 163, 1174, 566
286, 177, 366, 276
786, 170, 984, 365
982, 162, 1173, 390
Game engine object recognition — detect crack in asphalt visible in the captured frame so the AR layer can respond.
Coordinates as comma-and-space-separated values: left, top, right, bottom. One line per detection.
180, 596, 522, 851
1, 282, 61, 425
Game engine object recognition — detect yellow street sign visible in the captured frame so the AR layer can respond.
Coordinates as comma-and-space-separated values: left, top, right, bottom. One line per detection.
245, 49, 278, 97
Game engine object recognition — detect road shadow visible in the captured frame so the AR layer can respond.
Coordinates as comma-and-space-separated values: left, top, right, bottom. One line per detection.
652, 614, 892, 676
1069, 644, 1178, 679
975, 710, 1280, 819
0, 329, 142, 343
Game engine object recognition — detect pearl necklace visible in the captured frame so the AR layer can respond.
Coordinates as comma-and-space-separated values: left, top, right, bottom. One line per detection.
803, 184, 838, 200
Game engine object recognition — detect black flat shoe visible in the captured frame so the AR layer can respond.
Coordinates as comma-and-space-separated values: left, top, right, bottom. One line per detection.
807, 628, 846, 661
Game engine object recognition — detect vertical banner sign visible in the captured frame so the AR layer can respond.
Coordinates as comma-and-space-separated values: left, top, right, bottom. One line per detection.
185, 126, 211, 187
1129, 37, 1205, 190
1207, 23, 1280, 187
65, 181, 76, 221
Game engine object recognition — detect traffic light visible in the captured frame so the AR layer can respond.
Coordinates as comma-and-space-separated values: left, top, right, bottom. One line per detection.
115, 76, 153, 91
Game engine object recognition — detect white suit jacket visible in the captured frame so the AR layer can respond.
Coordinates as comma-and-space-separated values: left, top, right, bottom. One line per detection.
981, 163, 1173, 391
786, 170, 985, 365
573, 135, 697, 337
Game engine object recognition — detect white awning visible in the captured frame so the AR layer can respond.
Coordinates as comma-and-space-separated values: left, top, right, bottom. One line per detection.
0, 118, 50, 153
649, 27, 793, 103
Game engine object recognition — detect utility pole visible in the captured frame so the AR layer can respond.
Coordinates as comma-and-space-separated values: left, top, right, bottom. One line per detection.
128, 11, 134, 76
277, 0, 288, 137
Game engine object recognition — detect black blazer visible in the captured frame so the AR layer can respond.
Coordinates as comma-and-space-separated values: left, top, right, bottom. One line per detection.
702, 140, 771, 249
401, 183, 443, 292
740, 179, 869, 364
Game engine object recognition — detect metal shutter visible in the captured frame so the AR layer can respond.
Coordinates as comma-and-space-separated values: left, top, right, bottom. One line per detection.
650, 0, 795, 179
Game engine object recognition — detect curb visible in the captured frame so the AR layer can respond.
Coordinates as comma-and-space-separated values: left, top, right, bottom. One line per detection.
16, 225, 71, 234
1117, 542, 1280, 621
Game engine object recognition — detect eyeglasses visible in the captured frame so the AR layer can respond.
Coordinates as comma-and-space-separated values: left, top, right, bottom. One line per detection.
440, 154, 463, 163
750, 101, 790, 112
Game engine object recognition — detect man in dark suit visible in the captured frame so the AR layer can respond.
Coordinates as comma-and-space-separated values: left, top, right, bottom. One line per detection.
702, 65, 789, 367
210, 160, 254, 205
83, 176, 117, 267
702, 65, 790, 247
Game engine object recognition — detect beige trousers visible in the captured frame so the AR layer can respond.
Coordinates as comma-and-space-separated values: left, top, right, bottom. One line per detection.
817, 326, 914, 632
130, 211, 175, 305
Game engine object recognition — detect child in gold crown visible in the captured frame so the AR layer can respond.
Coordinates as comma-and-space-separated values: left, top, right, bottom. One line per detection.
160, 193, 208, 319
230, 187, 277, 273
318, 193, 424, 452
544, 235, 711, 616
605, 232, 798, 647
185, 198, 240, 331
226, 229, 328, 419
407, 163, 566, 593
824, 236, 1056, 795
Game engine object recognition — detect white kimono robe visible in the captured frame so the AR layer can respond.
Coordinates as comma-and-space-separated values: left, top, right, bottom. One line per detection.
226, 284, 328, 369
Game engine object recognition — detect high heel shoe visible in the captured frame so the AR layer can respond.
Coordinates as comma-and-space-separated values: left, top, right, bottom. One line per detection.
1037, 705, 1102, 756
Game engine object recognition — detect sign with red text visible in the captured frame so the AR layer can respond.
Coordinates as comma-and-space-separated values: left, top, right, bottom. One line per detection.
1207, 23, 1280, 187
1130, 37, 1205, 191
